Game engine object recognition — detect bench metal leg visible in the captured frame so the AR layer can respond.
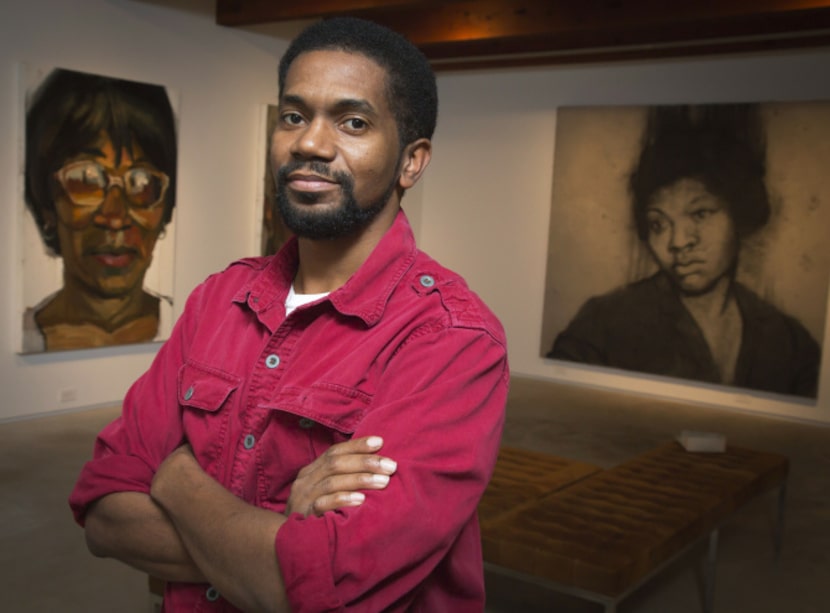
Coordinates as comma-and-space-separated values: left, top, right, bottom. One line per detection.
703, 529, 719, 613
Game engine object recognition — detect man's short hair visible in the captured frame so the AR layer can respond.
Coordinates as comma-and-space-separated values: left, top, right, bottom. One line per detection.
278, 17, 438, 148
25, 68, 177, 253
629, 104, 770, 240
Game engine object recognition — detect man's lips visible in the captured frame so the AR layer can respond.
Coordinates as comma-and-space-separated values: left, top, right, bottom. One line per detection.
286, 173, 339, 192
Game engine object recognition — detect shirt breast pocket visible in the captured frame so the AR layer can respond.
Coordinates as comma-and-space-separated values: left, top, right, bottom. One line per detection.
254, 384, 372, 508
178, 361, 241, 465
263, 382, 371, 456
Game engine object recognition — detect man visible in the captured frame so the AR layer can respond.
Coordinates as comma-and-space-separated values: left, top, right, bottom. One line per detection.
70, 17, 509, 613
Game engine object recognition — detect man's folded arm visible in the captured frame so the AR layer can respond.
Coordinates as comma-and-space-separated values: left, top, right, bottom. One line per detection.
144, 435, 397, 612
84, 491, 206, 583
150, 446, 290, 613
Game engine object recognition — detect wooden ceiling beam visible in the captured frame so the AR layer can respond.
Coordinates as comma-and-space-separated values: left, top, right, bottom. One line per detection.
215, 0, 451, 26
215, 0, 830, 67
392, 1, 830, 59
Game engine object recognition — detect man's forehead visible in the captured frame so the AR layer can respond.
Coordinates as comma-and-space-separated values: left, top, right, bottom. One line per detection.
280, 50, 392, 111
284, 49, 387, 88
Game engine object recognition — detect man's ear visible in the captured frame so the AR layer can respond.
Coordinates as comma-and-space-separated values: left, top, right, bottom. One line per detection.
398, 138, 432, 190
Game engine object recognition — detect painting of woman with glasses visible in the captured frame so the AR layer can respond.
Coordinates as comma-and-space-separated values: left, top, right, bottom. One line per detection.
22, 67, 177, 352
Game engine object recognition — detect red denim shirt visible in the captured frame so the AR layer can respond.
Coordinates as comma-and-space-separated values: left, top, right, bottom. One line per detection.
69, 211, 509, 612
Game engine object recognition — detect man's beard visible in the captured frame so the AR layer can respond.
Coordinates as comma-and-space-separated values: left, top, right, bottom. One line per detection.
275, 160, 397, 240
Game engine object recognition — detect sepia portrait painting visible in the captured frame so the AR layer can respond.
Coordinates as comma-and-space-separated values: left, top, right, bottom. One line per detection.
20, 66, 178, 353
541, 102, 830, 399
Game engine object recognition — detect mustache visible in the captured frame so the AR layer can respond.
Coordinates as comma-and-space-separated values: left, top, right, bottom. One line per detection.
277, 160, 339, 183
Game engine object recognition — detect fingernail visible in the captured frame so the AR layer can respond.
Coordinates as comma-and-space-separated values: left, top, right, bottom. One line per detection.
380, 458, 397, 473
348, 492, 365, 504
366, 436, 383, 449
371, 474, 390, 486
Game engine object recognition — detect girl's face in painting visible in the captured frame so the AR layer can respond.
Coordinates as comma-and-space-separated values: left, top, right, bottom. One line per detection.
645, 178, 739, 295
52, 132, 168, 299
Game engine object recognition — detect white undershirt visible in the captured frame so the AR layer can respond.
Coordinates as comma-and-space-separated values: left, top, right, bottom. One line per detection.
285, 284, 330, 316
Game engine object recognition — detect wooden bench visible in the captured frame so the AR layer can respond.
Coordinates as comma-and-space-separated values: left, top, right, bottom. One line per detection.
481, 442, 789, 613
478, 446, 602, 527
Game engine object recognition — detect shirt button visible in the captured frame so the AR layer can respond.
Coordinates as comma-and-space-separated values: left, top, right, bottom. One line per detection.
265, 354, 280, 369
298, 417, 315, 430
243, 434, 256, 449
184, 386, 194, 401
205, 586, 220, 602
419, 274, 435, 288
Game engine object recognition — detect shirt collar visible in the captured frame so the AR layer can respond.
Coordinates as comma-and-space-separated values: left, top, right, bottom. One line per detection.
232, 209, 418, 328
329, 209, 418, 326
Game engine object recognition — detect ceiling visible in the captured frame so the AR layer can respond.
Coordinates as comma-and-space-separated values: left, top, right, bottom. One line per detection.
215, 0, 830, 70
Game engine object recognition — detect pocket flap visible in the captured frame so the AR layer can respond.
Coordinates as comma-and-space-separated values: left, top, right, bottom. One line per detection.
263, 383, 370, 434
178, 361, 241, 411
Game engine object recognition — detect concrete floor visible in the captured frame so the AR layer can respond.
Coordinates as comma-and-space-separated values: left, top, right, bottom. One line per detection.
0, 404, 148, 612
1, 376, 828, 612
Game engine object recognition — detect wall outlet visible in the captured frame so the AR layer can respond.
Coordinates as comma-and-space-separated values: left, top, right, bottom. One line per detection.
59, 387, 78, 403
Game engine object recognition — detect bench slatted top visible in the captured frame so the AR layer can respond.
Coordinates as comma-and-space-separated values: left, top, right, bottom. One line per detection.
482, 441, 789, 597
478, 446, 602, 529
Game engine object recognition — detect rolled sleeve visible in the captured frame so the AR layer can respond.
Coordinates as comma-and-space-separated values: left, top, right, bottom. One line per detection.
276, 513, 342, 612
69, 452, 156, 525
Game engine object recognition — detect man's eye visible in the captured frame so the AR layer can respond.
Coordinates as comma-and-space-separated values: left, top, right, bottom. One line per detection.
692, 208, 713, 221
282, 112, 304, 126
343, 117, 367, 131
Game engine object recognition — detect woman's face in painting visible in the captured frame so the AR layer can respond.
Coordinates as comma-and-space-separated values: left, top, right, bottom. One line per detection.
52, 132, 168, 299
645, 178, 739, 295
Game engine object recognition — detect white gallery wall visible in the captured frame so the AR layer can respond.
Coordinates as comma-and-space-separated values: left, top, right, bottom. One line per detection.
2, 0, 830, 425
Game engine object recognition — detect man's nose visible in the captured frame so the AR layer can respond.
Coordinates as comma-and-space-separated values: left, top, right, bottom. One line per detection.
291, 118, 336, 160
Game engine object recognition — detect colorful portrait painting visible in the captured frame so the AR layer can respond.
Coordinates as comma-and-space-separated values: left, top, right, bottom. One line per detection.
541, 102, 830, 399
20, 66, 178, 353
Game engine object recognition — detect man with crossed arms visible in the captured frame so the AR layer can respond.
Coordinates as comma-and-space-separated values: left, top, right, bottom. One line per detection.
71, 17, 508, 612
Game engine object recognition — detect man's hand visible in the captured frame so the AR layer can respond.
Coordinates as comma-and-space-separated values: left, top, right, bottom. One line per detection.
286, 436, 397, 517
